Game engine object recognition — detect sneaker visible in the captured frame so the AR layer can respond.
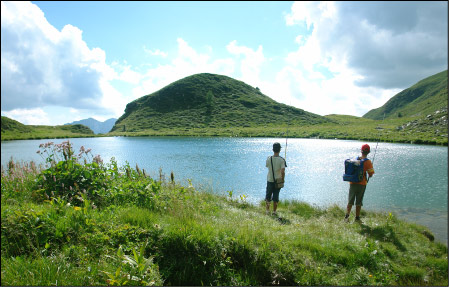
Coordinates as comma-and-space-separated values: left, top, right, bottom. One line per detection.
354, 217, 363, 224
344, 214, 350, 223
272, 212, 278, 217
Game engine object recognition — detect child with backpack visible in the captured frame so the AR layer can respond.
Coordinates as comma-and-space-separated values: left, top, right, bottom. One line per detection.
343, 144, 375, 223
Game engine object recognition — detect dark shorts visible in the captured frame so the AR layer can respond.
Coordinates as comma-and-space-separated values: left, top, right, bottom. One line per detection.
348, 184, 366, 206
265, 181, 281, 202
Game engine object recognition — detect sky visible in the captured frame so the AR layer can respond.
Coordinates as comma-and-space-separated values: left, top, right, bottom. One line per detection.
1, 1, 448, 126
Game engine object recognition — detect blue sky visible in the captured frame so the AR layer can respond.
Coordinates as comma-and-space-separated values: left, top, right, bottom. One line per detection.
1, 1, 447, 125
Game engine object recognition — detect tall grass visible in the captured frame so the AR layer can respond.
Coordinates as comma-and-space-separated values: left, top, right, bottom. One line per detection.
1, 142, 447, 285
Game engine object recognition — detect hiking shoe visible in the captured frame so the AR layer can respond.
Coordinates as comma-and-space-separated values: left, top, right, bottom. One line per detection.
354, 217, 363, 224
344, 215, 350, 223
272, 212, 278, 217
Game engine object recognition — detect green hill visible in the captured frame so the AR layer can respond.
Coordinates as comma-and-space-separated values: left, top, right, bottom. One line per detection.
111, 73, 330, 133
1, 116, 32, 133
1, 116, 95, 141
363, 70, 448, 120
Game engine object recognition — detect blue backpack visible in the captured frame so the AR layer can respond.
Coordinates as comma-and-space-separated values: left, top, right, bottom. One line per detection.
343, 157, 368, 182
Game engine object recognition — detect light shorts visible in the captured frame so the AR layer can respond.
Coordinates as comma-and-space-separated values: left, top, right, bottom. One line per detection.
348, 184, 366, 206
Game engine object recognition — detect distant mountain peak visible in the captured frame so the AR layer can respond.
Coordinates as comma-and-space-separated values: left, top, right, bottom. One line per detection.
65, 118, 117, 134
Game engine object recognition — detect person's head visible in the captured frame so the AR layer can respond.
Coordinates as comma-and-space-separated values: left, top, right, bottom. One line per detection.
361, 144, 370, 155
273, 142, 281, 153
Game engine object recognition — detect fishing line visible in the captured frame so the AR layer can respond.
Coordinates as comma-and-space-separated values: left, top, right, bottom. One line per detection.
285, 100, 292, 160
285, 117, 289, 160
371, 113, 386, 166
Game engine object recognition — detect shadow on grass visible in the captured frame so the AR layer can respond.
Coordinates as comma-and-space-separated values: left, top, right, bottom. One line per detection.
359, 224, 406, 251
269, 214, 291, 225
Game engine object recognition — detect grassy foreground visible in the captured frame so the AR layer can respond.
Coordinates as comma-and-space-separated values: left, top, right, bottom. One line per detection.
1, 142, 447, 286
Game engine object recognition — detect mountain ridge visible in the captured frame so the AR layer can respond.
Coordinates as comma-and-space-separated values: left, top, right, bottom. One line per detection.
65, 117, 117, 134
363, 70, 447, 120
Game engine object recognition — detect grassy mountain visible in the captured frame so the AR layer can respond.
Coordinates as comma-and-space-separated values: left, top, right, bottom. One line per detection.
1, 116, 95, 141
111, 73, 330, 133
65, 117, 117, 134
1, 116, 32, 134
363, 70, 448, 120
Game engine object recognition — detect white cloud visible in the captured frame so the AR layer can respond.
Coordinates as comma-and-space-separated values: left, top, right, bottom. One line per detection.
2, 1, 446, 126
131, 38, 236, 100
1, 1, 123, 122
226, 40, 266, 87
2, 108, 50, 125
278, 1, 448, 116
285, 1, 448, 89
117, 66, 142, 85
143, 46, 168, 58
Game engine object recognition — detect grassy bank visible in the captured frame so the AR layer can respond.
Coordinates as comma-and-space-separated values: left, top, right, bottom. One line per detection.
108, 114, 448, 146
1, 116, 98, 141
1, 142, 447, 286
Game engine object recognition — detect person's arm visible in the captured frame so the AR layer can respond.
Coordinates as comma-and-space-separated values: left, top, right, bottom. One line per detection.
281, 167, 285, 181
367, 160, 374, 177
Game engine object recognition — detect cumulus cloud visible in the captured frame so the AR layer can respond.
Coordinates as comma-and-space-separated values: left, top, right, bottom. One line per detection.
2, 1, 446, 125
1, 1, 116, 114
285, 1, 448, 89
143, 46, 168, 58
2, 108, 50, 125
226, 40, 266, 87
132, 38, 236, 99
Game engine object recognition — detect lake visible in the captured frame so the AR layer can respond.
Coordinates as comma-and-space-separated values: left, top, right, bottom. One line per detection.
1, 136, 447, 244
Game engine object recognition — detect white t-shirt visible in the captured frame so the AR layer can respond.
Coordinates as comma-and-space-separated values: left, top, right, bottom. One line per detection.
266, 156, 286, 182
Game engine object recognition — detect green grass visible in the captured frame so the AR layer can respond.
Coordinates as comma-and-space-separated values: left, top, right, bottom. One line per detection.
1, 143, 447, 286
364, 70, 448, 120
2, 111, 447, 145
1, 116, 97, 141
107, 111, 448, 145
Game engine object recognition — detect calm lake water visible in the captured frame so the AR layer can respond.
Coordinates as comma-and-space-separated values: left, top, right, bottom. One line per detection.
1, 137, 448, 244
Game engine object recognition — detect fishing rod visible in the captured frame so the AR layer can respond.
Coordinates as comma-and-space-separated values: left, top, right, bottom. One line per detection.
371, 113, 386, 166
285, 116, 289, 160
367, 113, 386, 183
285, 102, 291, 160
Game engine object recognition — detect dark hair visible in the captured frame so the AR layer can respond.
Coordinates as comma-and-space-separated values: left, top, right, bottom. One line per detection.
273, 142, 281, 153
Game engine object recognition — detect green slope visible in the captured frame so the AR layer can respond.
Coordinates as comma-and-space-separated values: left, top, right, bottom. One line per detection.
111, 73, 330, 133
363, 70, 448, 120
1, 116, 32, 134
1, 116, 95, 141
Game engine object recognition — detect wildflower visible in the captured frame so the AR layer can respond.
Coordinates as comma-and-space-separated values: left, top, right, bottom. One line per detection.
74, 206, 82, 211
93, 155, 103, 164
